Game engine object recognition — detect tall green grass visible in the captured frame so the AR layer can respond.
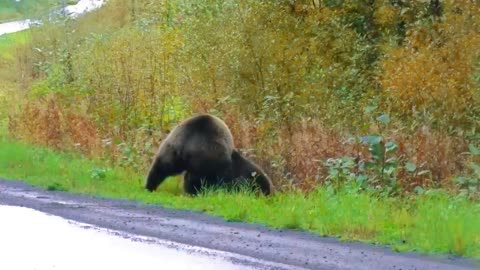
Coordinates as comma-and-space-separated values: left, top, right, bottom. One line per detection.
0, 138, 479, 258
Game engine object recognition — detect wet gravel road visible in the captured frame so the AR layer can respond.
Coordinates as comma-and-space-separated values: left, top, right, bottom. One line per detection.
0, 179, 477, 270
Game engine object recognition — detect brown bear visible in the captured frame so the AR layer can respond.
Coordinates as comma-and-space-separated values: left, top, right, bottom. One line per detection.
145, 114, 273, 196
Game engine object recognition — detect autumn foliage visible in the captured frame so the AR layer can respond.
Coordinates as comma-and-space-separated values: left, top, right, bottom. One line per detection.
381, 1, 480, 125
8, 0, 480, 193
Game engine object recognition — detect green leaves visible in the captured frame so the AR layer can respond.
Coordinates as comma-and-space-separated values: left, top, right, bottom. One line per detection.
361, 135, 382, 145
328, 132, 407, 195
405, 162, 417, 173
361, 135, 397, 161
385, 141, 398, 153
451, 144, 480, 198
377, 113, 390, 125
468, 144, 480, 156
370, 141, 385, 161
91, 167, 107, 180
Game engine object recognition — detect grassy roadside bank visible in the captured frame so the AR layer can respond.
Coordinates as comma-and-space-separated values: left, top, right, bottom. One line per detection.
1, 138, 479, 258
0, 0, 67, 22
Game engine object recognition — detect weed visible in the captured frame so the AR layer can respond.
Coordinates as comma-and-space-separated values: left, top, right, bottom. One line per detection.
90, 167, 107, 180
323, 114, 432, 196
46, 182, 67, 191
453, 144, 480, 199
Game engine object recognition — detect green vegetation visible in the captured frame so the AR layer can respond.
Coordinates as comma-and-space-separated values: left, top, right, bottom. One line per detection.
0, 30, 28, 59
0, 31, 30, 135
0, 139, 479, 257
7, 0, 479, 194
0, 0, 67, 22
0, 0, 479, 261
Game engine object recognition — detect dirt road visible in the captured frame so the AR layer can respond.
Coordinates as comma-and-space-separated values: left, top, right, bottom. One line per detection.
0, 179, 477, 270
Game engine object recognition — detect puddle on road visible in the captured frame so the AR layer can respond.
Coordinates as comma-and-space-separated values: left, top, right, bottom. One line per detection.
0, 19, 35, 36
0, 205, 255, 270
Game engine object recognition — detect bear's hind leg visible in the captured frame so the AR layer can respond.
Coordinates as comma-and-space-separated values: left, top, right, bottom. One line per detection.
183, 172, 203, 196
231, 150, 274, 195
183, 172, 228, 196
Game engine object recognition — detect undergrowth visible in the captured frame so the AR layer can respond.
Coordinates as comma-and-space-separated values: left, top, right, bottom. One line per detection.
4, 0, 479, 195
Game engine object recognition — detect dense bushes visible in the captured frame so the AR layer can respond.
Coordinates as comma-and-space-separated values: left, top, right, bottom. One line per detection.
8, 0, 480, 194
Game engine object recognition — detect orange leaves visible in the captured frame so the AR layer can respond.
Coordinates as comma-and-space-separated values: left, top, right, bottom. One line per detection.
374, 4, 397, 27
380, 5, 480, 122
9, 97, 101, 155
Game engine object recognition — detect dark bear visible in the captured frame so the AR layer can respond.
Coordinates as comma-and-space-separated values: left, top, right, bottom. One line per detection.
145, 114, 274, 196
183, 149, 273, 195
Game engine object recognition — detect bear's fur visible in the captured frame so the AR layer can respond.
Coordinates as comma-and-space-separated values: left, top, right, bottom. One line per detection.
183, 149, 273, 195
145, 114, 273, 195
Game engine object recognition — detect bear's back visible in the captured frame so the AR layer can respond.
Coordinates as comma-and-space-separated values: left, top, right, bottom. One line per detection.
178, 114, 234, 147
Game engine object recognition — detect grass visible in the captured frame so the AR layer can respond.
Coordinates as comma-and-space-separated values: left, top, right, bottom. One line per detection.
0, 0, 69, 22
0, 31, 30, 135
0, 30, 29, 60
0, 138, 479, 259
